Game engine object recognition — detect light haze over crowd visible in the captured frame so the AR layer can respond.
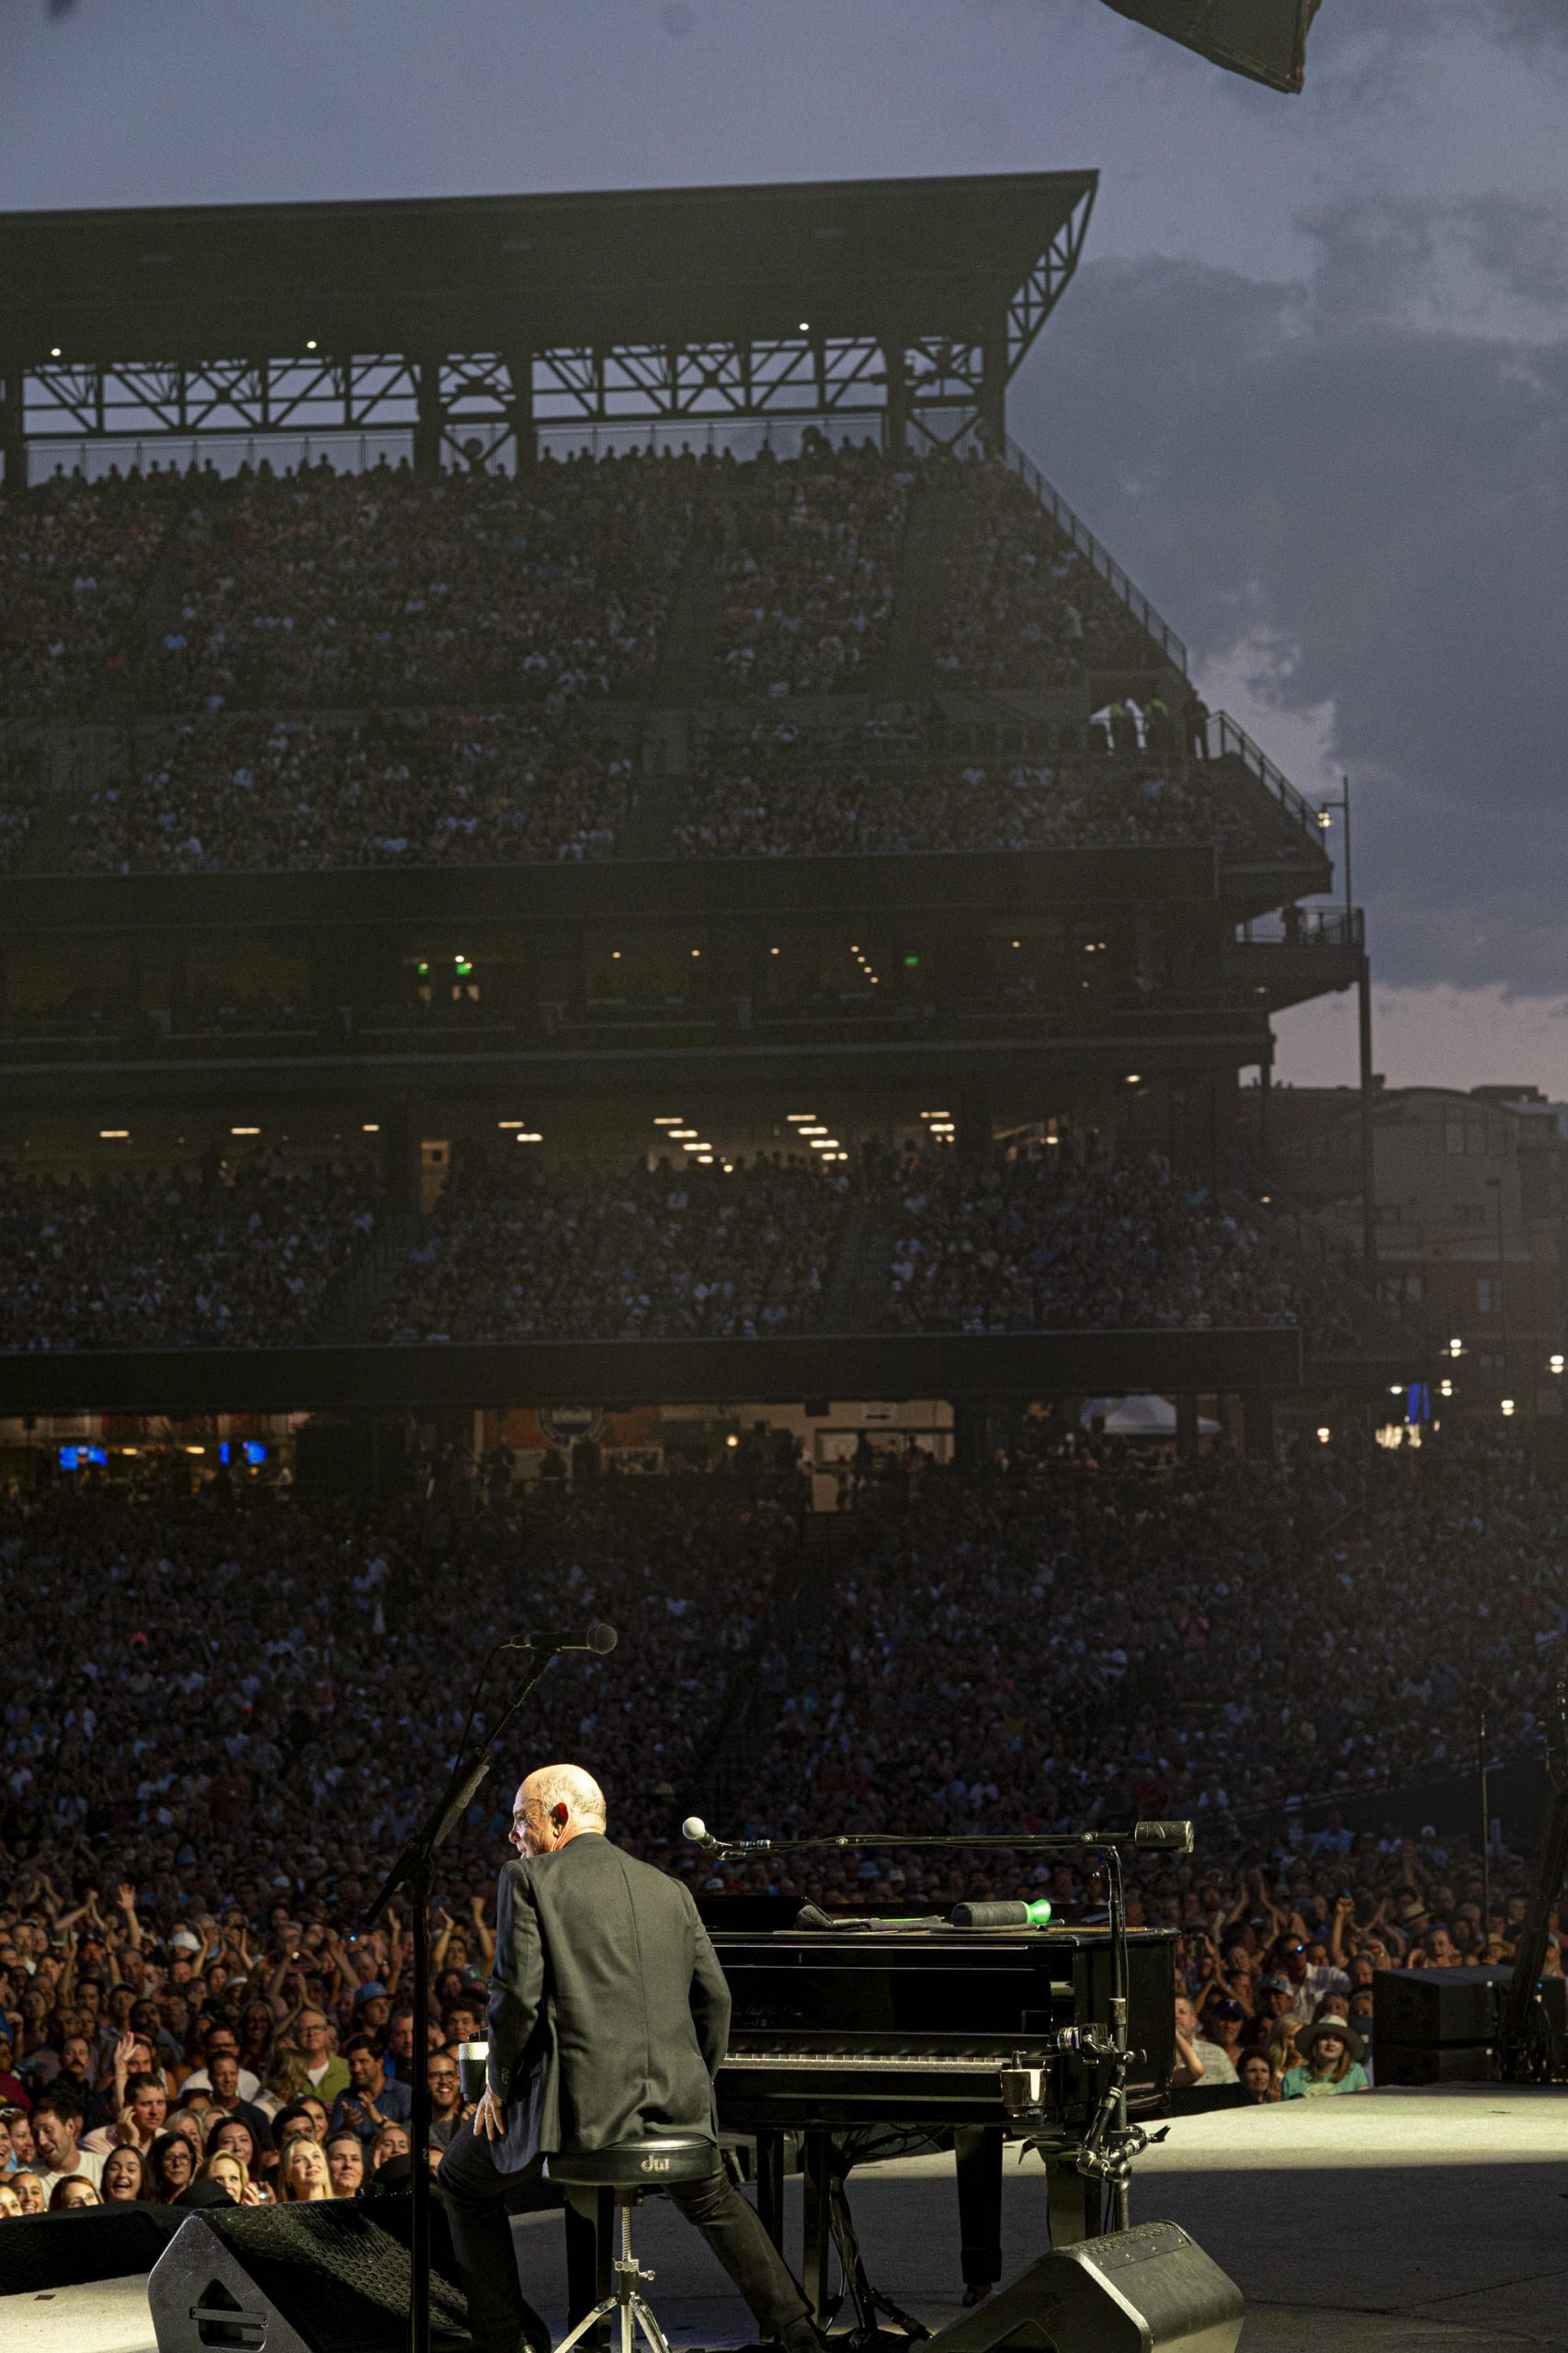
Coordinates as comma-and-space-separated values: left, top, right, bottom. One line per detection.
6, 0, 1565, 1096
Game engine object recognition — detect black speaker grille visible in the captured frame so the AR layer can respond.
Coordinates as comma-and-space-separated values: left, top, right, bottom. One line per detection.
0, 2202, 180, 2290
194, 2206, 468, 2347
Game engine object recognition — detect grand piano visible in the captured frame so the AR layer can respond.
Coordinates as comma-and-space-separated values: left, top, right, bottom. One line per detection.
704, 1904, 1176, 2325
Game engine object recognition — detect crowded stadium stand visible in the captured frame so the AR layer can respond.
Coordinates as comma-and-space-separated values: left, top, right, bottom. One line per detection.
0, 174, 1475, 2105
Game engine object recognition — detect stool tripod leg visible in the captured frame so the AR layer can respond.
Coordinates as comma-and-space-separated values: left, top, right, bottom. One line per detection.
629, 2297, 674, 2353
555, 2299, 620, 2353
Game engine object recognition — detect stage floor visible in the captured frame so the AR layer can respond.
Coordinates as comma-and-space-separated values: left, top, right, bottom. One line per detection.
7, 2085, 1566, 2353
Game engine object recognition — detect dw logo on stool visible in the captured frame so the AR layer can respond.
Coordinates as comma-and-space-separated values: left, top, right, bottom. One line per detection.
639, 2155, 673, 2174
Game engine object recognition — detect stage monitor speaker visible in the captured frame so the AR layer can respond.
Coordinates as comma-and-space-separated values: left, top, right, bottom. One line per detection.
1373, 2040, 1494, 2088
1374, 1964, 1505, 2045
923, 2222, 1243, 2353
0, 2200, 181, 2290
1372, 1966, 1567, 2081
146, 2203, 470, 2353
1101, 0, 1323, 92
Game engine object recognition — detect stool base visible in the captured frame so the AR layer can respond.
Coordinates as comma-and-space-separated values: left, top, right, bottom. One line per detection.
554, 2204, 674, 2353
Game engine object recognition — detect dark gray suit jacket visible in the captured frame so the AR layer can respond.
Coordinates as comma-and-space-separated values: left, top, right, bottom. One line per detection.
483, 1832, 731, 2168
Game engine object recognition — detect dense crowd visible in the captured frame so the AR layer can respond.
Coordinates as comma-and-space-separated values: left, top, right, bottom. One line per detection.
0, 1436, 1563, 2196
871, 1142, 1358, 1337
24, 710, 1316, 877
0, 1474, 799, 2206
0, 1154, 378, 1351
151, 455, 692, 710
0, 468, 182, 719
69, 709, 636, 872
0, 743, 41, 874
374, 1152, 847, 1344
0, 444, 1193, 734
934, 461, 1171, 690
730, 1434, 1568, 2088
0, 447, 1318, 887
710, 441, 910, 697
673, 721, 1310, 861
0, 1142, 1373, 1354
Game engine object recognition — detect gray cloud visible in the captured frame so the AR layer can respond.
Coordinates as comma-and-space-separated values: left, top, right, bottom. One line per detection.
1016, 200, 1568, 998
1478, 0, 1568, 53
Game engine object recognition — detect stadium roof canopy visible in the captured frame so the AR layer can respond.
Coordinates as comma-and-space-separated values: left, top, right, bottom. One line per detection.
0, 171, 1097, 467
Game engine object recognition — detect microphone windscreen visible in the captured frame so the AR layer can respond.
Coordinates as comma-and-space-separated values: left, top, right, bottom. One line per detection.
681, 1816, 708, 1844
587, 1621, 618, 1654
1134, 1819, 1194, 1851
950, 1899, 1030, 1928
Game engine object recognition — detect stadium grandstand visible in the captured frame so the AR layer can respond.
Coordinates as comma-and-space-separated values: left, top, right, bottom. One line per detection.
4, 170, 1500, 2018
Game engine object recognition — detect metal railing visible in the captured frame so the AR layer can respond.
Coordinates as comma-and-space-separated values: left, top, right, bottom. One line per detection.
1202, 709, 1320, 840
1234, 906, 1364, 951
1003, 438, 1187, 676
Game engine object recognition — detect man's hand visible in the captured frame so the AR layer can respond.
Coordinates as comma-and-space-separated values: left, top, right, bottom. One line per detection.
473, 2086, 507, 2142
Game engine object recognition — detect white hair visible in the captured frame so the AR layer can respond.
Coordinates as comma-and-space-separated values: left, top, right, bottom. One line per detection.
523, 1763, 607, 1828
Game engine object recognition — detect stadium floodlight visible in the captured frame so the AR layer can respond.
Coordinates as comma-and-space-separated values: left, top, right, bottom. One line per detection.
1100, 0, 1323, 92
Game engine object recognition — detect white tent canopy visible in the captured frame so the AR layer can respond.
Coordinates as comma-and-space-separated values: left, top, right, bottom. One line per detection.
1079, 1393, 1221, 1438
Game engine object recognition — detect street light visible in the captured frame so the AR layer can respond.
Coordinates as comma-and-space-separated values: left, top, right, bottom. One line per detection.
1501, 1399, 1516, 1418
1551, 1354, 1564, 1377
1446, 1336, 1465, 1359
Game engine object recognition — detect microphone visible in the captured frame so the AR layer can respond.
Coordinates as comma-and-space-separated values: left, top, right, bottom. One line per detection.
950, 1898, 1054, 1929
681, 1818, 773, 1856
506, 1622, 618, 1655
1132, 1819, 1193, 1852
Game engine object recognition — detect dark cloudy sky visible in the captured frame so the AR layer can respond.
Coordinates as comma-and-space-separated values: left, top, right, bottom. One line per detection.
5, 0, 1565, 1092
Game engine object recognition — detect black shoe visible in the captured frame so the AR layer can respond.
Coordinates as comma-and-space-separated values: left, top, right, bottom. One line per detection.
961, 2284, 994, 2308
779, 2321, 828, 2353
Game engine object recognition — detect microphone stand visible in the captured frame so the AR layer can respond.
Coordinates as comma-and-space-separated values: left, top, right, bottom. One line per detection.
366, 1644, 561, 2353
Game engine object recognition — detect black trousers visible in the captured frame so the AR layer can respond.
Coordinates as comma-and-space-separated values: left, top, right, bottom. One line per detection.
438, 2122, 812, 2353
